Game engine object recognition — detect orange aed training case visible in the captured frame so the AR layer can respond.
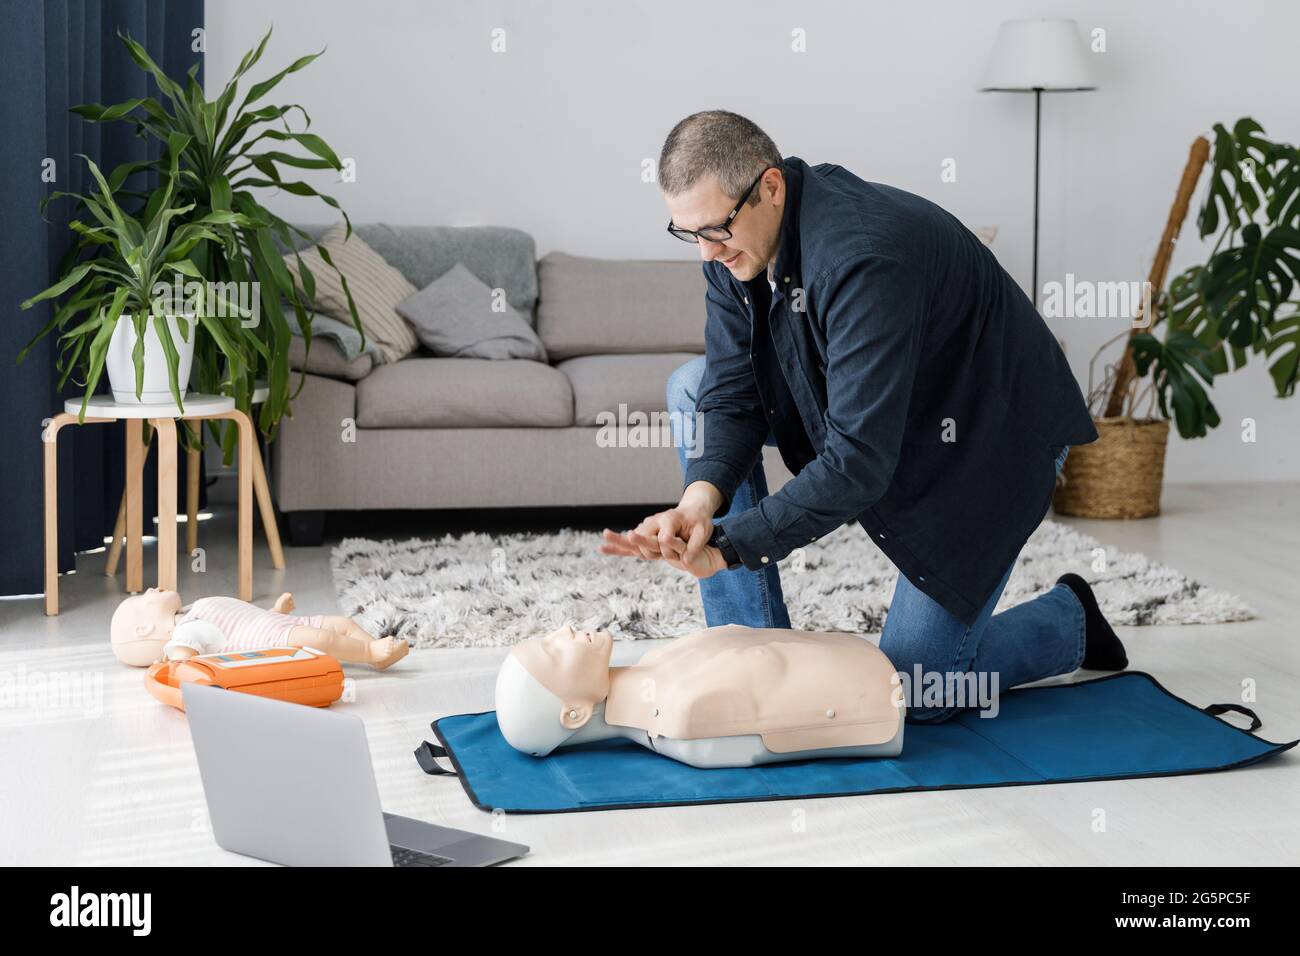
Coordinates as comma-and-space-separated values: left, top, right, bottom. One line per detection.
145, 647, 345, 712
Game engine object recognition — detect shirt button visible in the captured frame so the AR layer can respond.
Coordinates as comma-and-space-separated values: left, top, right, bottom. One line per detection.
809, 536, 816, 542
760, 556, 770, 564
918, 576, 926, 582
784, 277, 790, 283
878, 532, 886, 540
743, 297, 749, 304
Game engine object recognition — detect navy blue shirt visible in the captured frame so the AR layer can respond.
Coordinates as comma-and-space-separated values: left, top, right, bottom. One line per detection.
684, 157, 1098, 625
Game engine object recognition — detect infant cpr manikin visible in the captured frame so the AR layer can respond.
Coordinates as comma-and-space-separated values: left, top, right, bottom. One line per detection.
494, 622, 905, 768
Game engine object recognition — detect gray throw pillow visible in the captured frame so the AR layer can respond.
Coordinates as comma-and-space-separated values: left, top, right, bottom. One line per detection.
287, 310, 380, 361
396, 263, 547, 361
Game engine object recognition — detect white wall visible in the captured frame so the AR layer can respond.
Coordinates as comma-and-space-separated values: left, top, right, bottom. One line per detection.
205, 0, 1300, 481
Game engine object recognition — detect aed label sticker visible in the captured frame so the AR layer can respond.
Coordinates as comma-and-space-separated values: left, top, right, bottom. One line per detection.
205, 648, 317, 669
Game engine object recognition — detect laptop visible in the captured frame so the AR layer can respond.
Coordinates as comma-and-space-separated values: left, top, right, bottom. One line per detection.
183, 682, 528, 866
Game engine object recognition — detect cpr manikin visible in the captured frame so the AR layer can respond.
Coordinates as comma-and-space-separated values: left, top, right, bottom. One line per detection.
495, 623, 905, 768
110, 587, 409, 669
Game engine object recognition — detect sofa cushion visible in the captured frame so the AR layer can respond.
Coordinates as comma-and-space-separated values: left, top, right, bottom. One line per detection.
287, 335, 374, 382
397, 263, 547, 361
348, 224, 540, 321
282, 223, 420, 363
356, 358, 574, 428
536, 252, 707, 360
556, 353, 701, 427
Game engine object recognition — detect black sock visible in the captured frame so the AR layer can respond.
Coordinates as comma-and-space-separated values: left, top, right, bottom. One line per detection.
1056, 573, 1128, 670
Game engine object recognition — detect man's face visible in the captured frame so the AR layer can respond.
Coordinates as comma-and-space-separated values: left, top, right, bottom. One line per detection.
664, 170, 785, 282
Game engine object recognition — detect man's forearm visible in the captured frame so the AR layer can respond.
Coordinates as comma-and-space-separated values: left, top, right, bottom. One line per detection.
681, 480, 725, 518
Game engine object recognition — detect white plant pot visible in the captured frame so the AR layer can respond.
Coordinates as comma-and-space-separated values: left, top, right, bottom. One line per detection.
106, 315, 198, 405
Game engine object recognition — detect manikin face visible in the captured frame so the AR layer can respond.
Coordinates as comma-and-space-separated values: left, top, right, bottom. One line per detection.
130, 586, 183, 629
663, 169, 786, 282
507, 623, 615, 733
535, 622, 614, 676
143, 586, 183, 616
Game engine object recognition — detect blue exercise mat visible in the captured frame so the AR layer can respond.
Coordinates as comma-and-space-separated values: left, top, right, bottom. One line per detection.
414, 672, 1296, 814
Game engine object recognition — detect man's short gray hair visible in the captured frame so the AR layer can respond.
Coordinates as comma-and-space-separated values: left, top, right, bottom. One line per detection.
658, 110, 782, 203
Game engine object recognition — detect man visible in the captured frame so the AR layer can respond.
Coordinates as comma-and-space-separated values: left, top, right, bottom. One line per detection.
600, 110, 1128, 722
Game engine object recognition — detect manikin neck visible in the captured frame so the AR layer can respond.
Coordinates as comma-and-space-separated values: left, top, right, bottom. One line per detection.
557, 665, 642, 747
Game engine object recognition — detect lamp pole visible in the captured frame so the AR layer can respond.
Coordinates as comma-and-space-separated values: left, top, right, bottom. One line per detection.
979, 19, 1097, 310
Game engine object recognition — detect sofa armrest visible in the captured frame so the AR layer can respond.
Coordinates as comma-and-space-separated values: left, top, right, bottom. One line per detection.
287, 335, 374, 381
273, 373, 359, 512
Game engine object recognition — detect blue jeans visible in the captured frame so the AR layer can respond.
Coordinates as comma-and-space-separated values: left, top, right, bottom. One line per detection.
668, 356, 793, 630
666, 355, 1085, 724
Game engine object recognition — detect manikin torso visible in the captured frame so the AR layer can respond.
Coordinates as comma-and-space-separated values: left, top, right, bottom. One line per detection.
495, 624, 905, 769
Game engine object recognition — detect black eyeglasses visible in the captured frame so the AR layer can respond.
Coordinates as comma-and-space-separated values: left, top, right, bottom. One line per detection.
666, 170, 768, 244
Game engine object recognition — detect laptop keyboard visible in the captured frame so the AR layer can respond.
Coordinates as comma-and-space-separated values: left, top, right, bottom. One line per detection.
391, 845, 453, 867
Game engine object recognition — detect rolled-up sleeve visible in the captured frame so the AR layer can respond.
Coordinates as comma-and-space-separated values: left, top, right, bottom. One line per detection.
681, 263, 770, 517
723, 255, 926, 568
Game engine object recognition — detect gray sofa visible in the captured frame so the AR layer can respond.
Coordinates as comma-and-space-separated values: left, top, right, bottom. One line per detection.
272, 224, 792, 542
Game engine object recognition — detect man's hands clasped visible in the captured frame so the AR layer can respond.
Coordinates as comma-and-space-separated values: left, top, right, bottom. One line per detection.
599, 484, 730, 579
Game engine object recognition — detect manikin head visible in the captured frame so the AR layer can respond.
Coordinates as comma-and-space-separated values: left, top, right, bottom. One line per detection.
110, 587, 183, 666
495, 623, 615, 757
659, 110, 786, 283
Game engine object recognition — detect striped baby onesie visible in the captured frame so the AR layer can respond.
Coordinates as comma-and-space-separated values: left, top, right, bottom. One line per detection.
176, 596, 326, 651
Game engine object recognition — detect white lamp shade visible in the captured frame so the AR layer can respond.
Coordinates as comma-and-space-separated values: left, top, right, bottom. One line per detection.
979, 18, 1097, 91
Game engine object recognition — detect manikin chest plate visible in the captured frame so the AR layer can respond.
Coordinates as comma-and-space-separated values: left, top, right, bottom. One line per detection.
603, 625, 904, 753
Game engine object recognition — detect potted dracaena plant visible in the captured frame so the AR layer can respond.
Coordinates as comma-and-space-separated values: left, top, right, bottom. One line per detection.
19, 140, 254, 416
1053, 118, 1300, 519
18, 27, 361, 457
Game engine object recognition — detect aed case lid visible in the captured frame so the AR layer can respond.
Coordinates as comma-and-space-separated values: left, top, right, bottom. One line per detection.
147, 646, 346, 712
175, 647, 343, 691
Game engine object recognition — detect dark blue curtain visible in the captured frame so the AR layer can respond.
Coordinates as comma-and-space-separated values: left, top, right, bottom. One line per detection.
0, 0, 204, 596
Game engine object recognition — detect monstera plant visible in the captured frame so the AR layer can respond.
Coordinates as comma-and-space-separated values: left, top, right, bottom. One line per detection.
22, 27, 359, 458
1055, 118, 1300, 520
1101, 118, 1300, 438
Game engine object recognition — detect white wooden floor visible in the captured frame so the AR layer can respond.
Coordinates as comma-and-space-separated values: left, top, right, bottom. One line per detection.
1, 482, 1297, 866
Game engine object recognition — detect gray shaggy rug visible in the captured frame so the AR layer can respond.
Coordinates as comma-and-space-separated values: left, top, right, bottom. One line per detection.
330, 520, 1254, 649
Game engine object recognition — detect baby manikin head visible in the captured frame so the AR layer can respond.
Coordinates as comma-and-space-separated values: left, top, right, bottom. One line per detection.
495, 623, 614, 756
110, 587, 183, 666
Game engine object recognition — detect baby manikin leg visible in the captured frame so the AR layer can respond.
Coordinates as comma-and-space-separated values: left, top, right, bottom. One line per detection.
287, 619, 409, 670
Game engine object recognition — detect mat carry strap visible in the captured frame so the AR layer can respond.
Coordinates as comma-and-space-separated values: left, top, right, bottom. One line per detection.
414, 740, 457, 776
1203, 703, 1262, 732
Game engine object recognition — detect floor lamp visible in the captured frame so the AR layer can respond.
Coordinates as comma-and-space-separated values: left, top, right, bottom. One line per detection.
980, 18, 1097, 307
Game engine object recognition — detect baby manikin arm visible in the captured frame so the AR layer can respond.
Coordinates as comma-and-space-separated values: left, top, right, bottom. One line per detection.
163, 619, 227, 660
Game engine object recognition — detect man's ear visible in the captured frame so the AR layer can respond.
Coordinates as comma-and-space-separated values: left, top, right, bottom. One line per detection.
559, 701, 592, 730
763, 166, 785, 204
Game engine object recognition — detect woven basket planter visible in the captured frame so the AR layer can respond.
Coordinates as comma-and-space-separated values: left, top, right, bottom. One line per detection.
1052, 417, 1171, 519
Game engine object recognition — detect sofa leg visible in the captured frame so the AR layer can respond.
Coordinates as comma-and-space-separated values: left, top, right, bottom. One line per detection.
286, 510, 326, 547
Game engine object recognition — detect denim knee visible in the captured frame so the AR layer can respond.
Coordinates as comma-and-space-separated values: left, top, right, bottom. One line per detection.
878, 639, 971, 725
665, 355, 706, 415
